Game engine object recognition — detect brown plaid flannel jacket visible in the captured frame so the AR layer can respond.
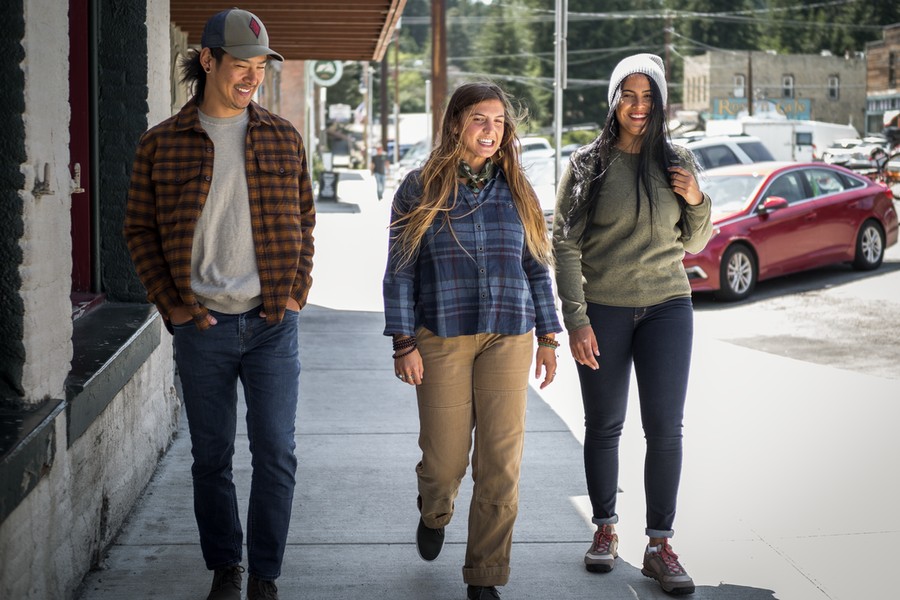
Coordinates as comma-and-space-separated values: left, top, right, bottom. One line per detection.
124, 99, 315, 331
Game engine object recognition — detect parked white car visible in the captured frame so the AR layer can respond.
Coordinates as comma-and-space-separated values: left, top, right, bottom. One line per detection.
672, 135, 775, 170
518, 136, 554, 158
522, 155, 557, 230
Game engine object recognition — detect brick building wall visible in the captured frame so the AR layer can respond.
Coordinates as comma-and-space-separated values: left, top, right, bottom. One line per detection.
281, 60, 308, 134
0, 0, 27, 401
0, 0, 180, 597
865, 24, 900, 134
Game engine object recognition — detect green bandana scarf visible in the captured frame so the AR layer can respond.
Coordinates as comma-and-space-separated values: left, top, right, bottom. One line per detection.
458, 159, 494, 194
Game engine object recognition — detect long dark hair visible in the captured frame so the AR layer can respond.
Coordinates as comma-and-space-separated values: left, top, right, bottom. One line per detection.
563, 75, 693, 245
391, 82, 550, 267
179, 48, 226, 103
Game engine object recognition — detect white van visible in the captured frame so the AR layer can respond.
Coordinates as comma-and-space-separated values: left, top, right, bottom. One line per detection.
705, 119, 860, 162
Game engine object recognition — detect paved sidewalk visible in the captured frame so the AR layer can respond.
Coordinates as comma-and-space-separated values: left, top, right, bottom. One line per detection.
77, 305, 779, 600
76, 171, 897, 599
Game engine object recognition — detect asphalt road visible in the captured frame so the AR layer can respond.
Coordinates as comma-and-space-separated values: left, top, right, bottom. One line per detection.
691, 224, 900, 381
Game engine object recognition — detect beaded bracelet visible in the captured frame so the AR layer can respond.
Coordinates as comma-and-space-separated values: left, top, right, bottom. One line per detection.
536, 335, 560, 349
392, 344, 417, 359
392, 336, 417, 351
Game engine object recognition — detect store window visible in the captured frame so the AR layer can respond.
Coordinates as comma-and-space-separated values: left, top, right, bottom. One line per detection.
782, 75, 794, 99
734, 74, 745, 98
828, 76, 839, 100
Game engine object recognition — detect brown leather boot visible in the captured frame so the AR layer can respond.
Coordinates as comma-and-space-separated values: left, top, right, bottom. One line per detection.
247, 576, 279, 600
207, 564, 244, 600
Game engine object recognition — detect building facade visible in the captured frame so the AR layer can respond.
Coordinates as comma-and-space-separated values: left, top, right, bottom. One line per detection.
865, 23, 900, 135
683, 50, 866, 134
0, 1, 289, 598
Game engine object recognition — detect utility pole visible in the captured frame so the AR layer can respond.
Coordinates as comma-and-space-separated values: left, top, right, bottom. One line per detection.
381, 57, 389, 152
554, 0, 567, 185
362, 65, 369, 169
394, 28, 401, 165
665, 13, 671, 117
430, 0, 447, 143
747, 51, 754, 117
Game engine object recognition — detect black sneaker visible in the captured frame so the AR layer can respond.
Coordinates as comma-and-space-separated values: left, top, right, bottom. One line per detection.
415, 516, 445, 561
206, 564, 243, 600
467, 585, 501, 599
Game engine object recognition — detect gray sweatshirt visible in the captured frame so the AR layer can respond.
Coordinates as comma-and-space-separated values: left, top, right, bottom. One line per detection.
192, 109, 263, 314
552, 146, 713, 332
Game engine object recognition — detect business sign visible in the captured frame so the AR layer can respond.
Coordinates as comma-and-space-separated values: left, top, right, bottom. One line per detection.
311, 61, 343, 87
328, 103, 352, 123
713, 98, 811, 120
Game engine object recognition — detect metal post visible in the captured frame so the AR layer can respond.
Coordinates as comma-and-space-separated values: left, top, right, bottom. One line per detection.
367, 63, 374, 169
319, 86, 327, 153
304, 60, 314, 174
425, 79, 432, 151
363, 64, 370, 170
554, 0, 567, 185
665, 13, 671, 118
394, 28, 401, 164
747, 51, 754, 117
431, 0, 447, 141
381, 58, 389, 151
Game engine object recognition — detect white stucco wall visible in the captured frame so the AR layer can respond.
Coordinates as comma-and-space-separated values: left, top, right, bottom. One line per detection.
0, 320, 178, 599
147, 0, 171, 127
18, 0, 74, 405
0, 1, 182, 598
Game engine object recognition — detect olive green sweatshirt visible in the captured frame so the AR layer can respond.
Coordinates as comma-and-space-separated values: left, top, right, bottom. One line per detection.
552, 146, 713, 332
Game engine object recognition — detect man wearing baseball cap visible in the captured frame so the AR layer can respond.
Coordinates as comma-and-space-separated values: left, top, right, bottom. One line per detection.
124, 8, 314, 600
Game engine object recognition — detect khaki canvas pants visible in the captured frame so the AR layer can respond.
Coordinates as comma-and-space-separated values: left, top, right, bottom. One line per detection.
414, 328, 533, 587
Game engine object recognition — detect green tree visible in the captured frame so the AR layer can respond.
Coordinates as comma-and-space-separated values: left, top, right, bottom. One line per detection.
467, 1, 552, 131
759, 0, 900, 56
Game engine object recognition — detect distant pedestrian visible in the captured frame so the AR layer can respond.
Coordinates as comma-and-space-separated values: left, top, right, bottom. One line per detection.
123, 8, 314, 600
383, 82, 562, 600
372, 145, 389, 200
553, 54, 713, 595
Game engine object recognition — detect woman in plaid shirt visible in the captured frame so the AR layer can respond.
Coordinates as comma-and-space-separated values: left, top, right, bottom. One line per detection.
383, 82, 562, 600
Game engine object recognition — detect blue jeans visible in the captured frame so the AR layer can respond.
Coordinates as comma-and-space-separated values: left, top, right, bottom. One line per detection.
172, 307, 300, 580
374, 172, 385, 199
575, 298, 693, 539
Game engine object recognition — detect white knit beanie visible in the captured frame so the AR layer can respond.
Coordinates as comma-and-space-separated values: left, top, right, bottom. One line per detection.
607, 54, 667, 110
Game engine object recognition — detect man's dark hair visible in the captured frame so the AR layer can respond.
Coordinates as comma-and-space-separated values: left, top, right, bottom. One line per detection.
180, 47, 226, 103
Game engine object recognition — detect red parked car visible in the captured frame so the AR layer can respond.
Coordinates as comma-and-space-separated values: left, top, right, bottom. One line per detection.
683, 162, 899, 301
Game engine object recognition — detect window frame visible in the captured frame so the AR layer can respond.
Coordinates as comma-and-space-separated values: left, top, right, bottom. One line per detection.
827, 76, 839, 100
734, 74, 745, 98
782, 75, 794, 99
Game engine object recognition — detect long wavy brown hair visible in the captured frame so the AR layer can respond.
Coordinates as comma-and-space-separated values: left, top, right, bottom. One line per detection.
391, 82, 550, 268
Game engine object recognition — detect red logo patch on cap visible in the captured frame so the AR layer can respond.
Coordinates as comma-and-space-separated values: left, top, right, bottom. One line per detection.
249, 17, 261, 38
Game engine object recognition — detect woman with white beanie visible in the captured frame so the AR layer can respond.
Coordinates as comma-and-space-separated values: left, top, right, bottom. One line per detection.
552, 54, 713, 595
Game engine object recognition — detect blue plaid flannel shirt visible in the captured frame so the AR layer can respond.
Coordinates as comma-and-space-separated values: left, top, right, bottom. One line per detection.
383, 168, 561, 339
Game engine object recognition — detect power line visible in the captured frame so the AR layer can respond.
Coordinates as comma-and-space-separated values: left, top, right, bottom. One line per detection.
401, 2, 883, 31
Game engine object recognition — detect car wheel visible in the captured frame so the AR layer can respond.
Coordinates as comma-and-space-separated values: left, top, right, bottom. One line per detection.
715, 245, 757, 302
852, 220, 885, 271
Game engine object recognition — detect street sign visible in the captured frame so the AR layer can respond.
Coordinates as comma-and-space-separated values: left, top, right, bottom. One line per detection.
311, 61, 343, 87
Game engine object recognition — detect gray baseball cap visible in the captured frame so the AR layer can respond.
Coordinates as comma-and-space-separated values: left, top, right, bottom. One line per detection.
201, 8, 284, 62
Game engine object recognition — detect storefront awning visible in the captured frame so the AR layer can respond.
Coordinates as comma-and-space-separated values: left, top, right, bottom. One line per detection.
170, 0, 407, 61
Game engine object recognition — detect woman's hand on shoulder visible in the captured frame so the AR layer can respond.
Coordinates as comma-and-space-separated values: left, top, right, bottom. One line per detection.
569, 325, 599, 370
668, 166, 703, 206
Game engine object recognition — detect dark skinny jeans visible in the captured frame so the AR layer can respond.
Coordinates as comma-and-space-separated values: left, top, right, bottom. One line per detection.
576, 297, 693, 538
